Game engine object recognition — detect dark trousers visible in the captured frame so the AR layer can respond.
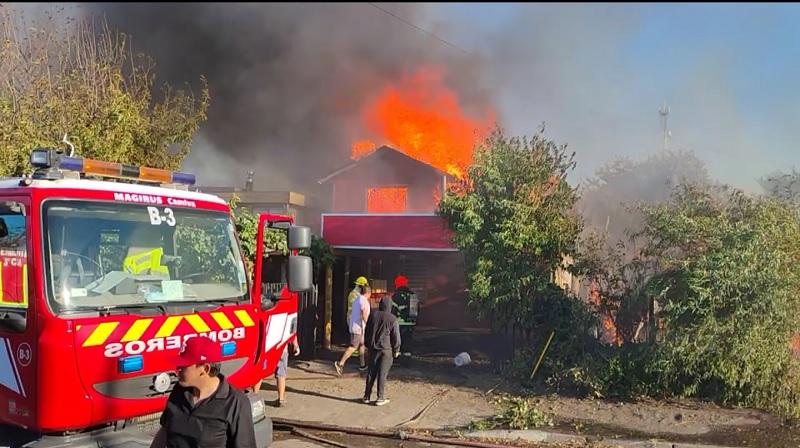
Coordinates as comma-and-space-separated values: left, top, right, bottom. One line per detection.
399, 325, 414, 354
364, 349, 393, 400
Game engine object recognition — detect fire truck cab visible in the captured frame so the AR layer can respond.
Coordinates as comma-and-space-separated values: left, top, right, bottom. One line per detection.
0, 148, 313, 448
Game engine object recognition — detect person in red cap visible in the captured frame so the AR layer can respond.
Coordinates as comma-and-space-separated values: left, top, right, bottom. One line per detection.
150, 336, 257, 448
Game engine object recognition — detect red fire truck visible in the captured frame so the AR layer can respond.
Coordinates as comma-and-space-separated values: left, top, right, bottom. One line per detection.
0, 148, 313, 447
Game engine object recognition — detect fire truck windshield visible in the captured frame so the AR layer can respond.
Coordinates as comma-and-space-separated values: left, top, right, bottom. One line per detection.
41, 200, 249, 314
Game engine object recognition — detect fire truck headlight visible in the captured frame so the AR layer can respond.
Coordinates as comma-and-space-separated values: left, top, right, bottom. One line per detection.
153, 372, 172, 393
30, 148, 56, 169
248, 394, 266, 422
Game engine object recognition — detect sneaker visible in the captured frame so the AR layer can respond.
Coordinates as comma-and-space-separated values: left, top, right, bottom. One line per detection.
334, 361, 343, 375
274, 399, 286, 407
358, 364, 368, 372
375, 398, 390, 406
362, 396, 371, 404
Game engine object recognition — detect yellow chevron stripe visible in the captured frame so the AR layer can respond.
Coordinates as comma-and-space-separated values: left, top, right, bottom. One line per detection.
233, 310, 255, 327
22, 263, 27, 305
155, 316, 183, 338
83, 322, 119, 347
122, 318, 154, 342
210, 312, 235, 330
184, 314, 211, 333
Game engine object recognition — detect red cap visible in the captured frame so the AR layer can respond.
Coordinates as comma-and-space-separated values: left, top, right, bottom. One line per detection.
394, 275, 408, 288
168, 336, 222, 367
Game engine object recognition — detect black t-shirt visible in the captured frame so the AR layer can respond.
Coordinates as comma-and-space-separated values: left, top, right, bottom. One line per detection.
159, 375, 256, 448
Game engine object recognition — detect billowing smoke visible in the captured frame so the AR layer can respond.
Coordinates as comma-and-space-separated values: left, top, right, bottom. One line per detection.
78, 2, 495, 192
454, 3, 786, 194
11, 3, 789, 234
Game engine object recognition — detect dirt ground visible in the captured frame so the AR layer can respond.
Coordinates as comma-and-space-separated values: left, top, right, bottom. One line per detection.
261, 357, 777, 435
260, 357, 492, 430
261, 330, 793, 447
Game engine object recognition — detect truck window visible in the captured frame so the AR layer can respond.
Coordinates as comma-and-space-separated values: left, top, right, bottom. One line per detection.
41, 200, 249, 314
0, 202, 28, 331
261, 254, 287, 296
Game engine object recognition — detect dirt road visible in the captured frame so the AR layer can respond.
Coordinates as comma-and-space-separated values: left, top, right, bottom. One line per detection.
259, 357, 495, 431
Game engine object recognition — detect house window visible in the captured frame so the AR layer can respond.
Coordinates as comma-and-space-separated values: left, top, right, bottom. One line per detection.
366, 187, 408, 213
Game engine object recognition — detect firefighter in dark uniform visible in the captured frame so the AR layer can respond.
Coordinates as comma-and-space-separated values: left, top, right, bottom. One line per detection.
150, 336, 257, 448
391, 275, 418, 365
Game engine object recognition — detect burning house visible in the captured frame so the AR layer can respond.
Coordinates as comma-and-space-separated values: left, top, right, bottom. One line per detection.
317, 145, 489, 348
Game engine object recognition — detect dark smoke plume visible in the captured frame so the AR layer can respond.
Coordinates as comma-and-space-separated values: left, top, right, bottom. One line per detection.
79, 2, 495, 192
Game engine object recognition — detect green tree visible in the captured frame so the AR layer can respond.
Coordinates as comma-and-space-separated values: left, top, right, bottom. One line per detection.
0, 8, 209, 175
228, 194, 334, 283
228, 194, 286, 282
437, 125, 583, 329
640, 183, 800, 417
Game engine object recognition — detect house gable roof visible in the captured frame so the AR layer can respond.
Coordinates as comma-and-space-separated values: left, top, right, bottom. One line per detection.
317, 145, 454, 184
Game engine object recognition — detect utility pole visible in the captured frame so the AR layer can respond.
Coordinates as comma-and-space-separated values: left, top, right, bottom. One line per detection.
659, 103, 671, 151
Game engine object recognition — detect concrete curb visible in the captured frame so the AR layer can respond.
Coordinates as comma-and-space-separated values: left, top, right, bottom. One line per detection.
464, 429, 739, 448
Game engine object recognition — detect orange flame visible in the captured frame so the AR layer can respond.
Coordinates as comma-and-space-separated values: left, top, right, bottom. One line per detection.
352, 67, 496, 179
366, 187, 408, 213
589, 281, 622, 346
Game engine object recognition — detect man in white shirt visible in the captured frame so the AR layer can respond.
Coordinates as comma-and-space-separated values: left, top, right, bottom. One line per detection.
335, 285, 371, 375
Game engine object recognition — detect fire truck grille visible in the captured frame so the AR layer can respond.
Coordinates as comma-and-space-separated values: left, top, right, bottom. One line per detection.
92, 357, 247, 399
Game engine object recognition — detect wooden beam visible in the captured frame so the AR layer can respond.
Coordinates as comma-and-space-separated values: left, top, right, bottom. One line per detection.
324, 265, 333, 350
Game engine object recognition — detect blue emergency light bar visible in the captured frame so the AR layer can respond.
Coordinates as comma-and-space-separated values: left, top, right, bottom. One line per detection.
118, 355, 144, 374
29, 148, 196, 186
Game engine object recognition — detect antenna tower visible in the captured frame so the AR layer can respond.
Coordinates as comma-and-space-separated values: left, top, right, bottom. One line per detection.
659, 103, 671, 151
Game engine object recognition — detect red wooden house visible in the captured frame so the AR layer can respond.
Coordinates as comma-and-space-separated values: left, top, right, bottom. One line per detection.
317, 146, 489, 347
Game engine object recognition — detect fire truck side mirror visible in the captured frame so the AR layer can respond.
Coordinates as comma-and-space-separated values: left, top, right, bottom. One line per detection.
286, 255, 313, 293
287, 226, 312, 251
0, 218, 7, 238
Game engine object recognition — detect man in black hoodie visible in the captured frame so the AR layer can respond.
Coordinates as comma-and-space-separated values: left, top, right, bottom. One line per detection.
362, 294, 401, 406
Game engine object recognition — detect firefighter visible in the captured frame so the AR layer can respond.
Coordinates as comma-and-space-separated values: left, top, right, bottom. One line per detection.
391, 275, 417, 364
347, 276, 369, 324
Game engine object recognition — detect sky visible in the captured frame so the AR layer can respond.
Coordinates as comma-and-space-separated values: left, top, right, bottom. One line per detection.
421, 2, 800, 191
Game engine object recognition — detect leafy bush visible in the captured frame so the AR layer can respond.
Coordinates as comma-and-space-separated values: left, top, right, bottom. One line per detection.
641, 184, 800, 416
556, 183, 800, 417
437, 125, 582, 329
469, 395, 555, 431
442, 126, 800, 418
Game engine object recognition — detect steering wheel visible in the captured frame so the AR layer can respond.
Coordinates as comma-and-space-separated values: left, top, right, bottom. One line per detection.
57, 257, 86, 305
60, 256, 87, 284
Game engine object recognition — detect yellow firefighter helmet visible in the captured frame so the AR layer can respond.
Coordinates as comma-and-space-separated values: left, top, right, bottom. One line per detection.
354, 276, 369, 286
